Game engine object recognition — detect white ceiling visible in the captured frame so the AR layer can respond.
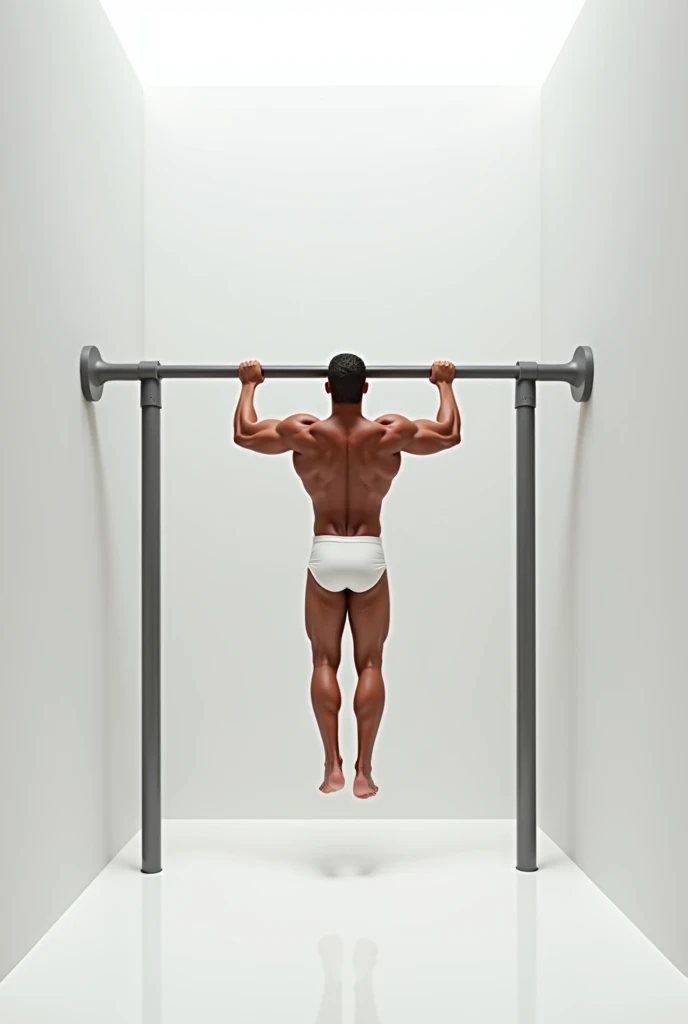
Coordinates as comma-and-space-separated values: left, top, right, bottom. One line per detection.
99, 0, 587, 87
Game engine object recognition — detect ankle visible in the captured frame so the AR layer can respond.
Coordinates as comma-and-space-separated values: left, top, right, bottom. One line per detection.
325, 756, 343, 772
355, 761, 372, 775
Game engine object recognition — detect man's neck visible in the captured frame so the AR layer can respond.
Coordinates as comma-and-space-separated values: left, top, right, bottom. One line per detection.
330, 401, 363, 421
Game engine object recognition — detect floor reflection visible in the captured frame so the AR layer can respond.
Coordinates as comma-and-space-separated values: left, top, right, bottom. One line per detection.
142, 876, 161, 1024
316, 937, 381, 1024
136, 848, 536, 1022
517, 873, 537, 1024
354, 938, 382, 1024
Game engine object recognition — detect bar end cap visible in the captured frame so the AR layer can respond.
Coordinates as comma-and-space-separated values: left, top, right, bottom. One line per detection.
570, 345, 594, 403
80, 345, 104, 402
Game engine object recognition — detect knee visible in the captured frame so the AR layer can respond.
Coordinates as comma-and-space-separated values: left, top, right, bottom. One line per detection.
311, 647, 341, 671
354, 650, 383, 676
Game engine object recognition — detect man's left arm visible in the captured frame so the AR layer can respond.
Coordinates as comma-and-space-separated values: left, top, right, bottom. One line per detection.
233, 360, 318, 454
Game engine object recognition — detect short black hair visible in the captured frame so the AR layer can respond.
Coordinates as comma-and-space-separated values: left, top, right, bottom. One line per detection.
327, 353, 366, 404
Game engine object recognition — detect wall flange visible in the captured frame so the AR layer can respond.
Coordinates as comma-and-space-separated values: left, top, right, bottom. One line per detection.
80, 345, 104, 402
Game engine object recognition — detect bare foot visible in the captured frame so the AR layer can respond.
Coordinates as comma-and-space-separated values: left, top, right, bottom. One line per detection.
353, 768, 379, 799
320, 760, 345, 794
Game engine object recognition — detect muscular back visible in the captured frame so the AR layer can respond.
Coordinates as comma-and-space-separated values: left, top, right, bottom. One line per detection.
233, 360, 461, 531
291, 416, 400, 537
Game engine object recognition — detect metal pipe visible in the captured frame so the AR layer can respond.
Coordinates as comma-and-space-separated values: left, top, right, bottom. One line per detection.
141, 375, 162, 874
536, 362, 578, 384
80, 345, 594, 402
158, 364, 520, 380
515, 374, 537, 872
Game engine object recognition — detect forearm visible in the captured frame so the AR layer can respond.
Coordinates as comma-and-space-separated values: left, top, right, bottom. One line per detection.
234, 383, 259, 440
233, 383, 284, 451
401, 383, 461, 454
434, 382, 461, 440
399, 363, 461, 454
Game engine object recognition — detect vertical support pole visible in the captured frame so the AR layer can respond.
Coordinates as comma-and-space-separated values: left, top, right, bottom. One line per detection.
141, 367, 162, 874
515, 368, 537, 872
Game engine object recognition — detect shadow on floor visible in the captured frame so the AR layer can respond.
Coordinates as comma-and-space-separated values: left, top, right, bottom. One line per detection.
116, 822, 567, 878
125, 821, 562, 879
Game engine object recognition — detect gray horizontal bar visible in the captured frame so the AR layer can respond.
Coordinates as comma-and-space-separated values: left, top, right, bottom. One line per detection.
158, 364, 521, 380
82, 345, 593, 403
536, 362, 577, 385
99, 364, 140, 381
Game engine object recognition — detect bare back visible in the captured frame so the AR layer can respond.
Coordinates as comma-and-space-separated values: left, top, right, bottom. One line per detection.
292, 416, 399, 537
233, 359, 461, 535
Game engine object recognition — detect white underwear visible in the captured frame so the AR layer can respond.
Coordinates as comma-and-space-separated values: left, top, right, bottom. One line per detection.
308, 536, 387, 593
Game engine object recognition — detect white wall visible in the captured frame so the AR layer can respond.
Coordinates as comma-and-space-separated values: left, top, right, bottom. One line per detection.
540, 0, 688, 976
145, 87, 541, 818
0, 0, 143, 981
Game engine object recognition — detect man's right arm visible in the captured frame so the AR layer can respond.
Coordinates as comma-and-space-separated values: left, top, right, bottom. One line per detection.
376, 360, 461, 456
233, 360, 319, 454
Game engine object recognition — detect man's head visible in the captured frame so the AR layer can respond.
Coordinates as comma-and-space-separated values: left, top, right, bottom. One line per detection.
326, 353, 368, 405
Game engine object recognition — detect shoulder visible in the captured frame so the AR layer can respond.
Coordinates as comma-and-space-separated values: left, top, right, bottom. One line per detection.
374, 414, 416, 438
375, 413, 410, 428
276, 413, 321, 453
372, 414, 418, 454
277, 413, 320, 434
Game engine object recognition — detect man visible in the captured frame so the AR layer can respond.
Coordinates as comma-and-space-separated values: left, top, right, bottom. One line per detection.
234, 353, 461, 798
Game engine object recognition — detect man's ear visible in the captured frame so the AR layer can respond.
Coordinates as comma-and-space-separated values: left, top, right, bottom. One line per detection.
363, 382, 369, 394
325, 381, 331, 395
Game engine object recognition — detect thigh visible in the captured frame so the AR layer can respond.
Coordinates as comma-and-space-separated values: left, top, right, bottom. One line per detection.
305, 570, 348, 663
348, 572, 390, 671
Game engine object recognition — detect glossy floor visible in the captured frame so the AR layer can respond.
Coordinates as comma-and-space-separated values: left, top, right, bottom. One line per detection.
1, 821, 687, 1022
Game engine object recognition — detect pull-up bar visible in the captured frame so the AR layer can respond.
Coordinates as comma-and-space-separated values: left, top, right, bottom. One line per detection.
80, 344, 594, 876
80, 344, 594, 399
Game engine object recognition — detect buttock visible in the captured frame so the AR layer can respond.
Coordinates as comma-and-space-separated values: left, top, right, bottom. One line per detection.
307, 536, 387, 594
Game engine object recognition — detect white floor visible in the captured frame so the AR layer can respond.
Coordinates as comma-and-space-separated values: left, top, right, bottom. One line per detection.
1, 821, 687, 1022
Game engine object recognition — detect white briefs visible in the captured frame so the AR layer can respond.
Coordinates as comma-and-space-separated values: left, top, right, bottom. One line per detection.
308, 536, 387, 593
